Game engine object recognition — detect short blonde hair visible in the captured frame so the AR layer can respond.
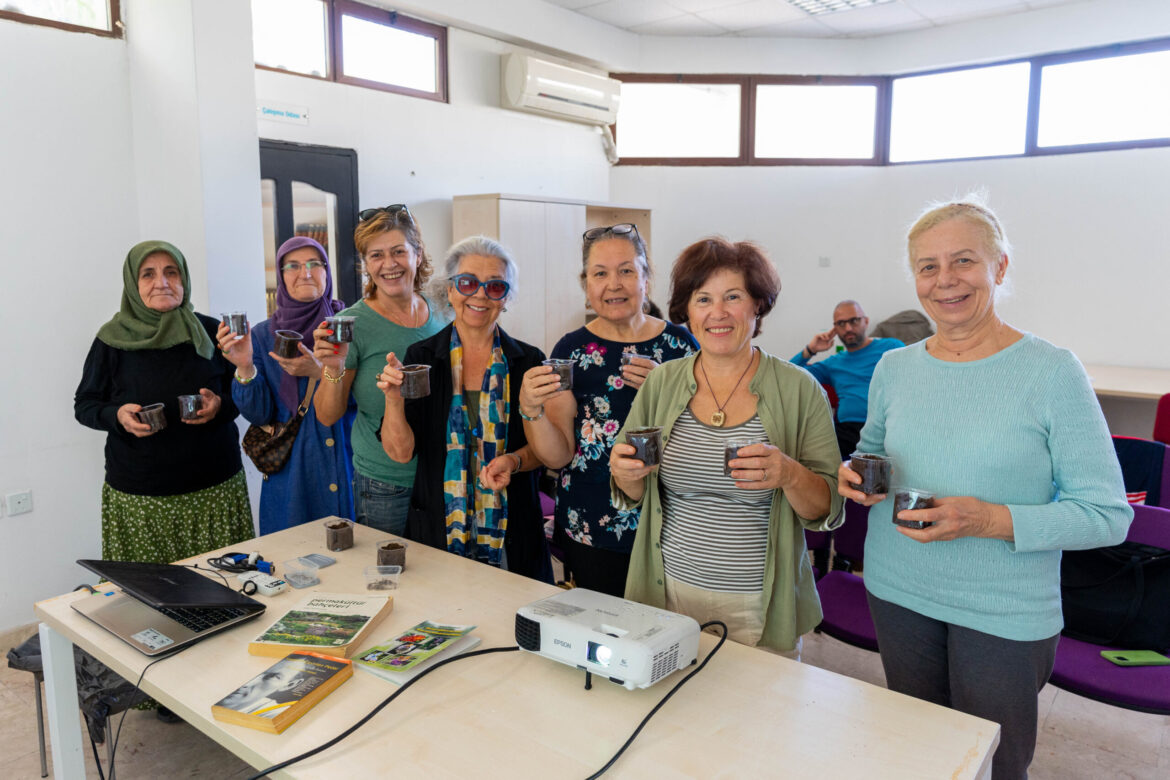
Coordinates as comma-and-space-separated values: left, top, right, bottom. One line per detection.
906, 196, 1012, 272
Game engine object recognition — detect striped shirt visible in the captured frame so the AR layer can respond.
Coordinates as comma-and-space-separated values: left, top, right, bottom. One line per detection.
659, 409, 774, 592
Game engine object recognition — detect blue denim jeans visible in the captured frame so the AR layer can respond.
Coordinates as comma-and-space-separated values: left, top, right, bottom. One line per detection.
353, 472, 411, 536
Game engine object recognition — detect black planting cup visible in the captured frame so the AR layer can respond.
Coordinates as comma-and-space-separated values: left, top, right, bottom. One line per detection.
893, 487, 935, 529
221, 311, 249, 337
542, 359, 573, 391
135, 403, 167, 432
273, 330, 303, 359
178, 394, 203, 421
325, 315, 355, 344
399, 364, 431, 399
626, 427, 663, 467
724, 439, 761, 477
851, 452, 893, 495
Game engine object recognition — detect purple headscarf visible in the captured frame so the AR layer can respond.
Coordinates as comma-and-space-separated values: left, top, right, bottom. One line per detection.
270, 236, 345, 410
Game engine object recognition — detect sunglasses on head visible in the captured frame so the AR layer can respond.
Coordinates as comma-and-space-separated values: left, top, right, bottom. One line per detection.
358, 204, 412, 223
583, 223, 639, 242
450, 273, 510, 300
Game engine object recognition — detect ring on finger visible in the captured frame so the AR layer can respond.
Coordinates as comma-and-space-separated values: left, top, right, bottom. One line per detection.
762, 468, 768, 480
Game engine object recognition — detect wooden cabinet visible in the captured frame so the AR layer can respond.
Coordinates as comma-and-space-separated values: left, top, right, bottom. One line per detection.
453, 193, 651, 353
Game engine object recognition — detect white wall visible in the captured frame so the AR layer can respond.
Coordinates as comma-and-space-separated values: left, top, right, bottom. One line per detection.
0, 22, 137, 630
253, 27, 612, 261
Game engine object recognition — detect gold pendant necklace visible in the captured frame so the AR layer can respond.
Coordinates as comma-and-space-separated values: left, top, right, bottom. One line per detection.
699, 349, 756, 427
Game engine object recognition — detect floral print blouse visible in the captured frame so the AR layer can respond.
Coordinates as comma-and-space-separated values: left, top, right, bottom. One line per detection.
550, 323, 698, 552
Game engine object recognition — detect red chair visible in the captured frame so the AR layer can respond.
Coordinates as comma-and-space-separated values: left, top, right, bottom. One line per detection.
1154, 393, 1170, 446
1049, 504, 1170, 714
814, 501, 879, 652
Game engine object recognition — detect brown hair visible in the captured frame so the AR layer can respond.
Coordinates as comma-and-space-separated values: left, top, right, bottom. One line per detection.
354, 209, 433, 299
668, 238, 780, 338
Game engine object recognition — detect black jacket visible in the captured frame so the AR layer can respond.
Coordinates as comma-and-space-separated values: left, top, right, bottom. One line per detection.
400, 323, 552, 583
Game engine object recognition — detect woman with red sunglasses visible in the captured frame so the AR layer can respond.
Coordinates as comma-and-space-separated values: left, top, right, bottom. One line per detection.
375, 236, 553, 582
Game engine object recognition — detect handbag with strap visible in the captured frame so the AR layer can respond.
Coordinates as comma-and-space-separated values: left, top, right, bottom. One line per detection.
242, 377, 319, 476
1060, 540, 1170, 652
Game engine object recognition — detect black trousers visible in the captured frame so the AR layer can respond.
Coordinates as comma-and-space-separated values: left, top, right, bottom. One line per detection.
867, 592, 1059, 780
835, 420, 864, 460
559, 535, 631, 598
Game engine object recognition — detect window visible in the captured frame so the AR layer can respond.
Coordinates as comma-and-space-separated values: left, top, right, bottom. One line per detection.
250, 0, 447, 102
0, 0, 120, 37
1038, 49, 1170, 149
252, 0, 328, 78
754, 80, 881, 162
889, 62, 1031, 163
615, 77, 744, 163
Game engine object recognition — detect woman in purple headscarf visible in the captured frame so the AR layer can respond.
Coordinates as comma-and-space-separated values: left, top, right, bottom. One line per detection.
218, 237, 356, 534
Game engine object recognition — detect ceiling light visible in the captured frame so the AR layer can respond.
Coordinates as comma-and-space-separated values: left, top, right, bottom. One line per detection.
786, 0, 896, 15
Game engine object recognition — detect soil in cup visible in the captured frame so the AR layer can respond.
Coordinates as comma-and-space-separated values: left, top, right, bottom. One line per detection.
325, 520, 354, 551
893, 489, 934, 529
136, 403, 167, 432
543, 360, 573, 391
399, 365, 431, 399
178, 394, 203, 421
222, 312, 248, 337
627, 427, 662, 467
273, 330, 303, 359
852, 453, 892, 495
325, 316, 355, 344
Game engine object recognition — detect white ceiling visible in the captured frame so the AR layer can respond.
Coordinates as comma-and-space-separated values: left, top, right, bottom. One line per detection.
543, 0, 1088, 38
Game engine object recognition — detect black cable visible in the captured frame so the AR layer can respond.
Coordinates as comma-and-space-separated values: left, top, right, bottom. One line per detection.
106, 646, 194, 780
89, 729, 106, 780
244, 645, 521, 780
584, 620, 729, 780
205, 553, 268, 575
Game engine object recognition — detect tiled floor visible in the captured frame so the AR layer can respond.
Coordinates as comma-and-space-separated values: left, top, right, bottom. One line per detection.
3, 625, 1168, 778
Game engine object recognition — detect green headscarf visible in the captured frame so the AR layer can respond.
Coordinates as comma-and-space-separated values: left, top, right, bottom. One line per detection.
96, 240, 215, 359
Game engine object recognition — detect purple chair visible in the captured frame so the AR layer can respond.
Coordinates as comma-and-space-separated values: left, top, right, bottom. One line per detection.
1112, 435, 1170, 509
814, 501, 879, 652
1049, 504, 1170, 714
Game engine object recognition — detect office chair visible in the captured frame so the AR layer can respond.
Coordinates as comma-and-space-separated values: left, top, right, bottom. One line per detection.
814, 501, 879, 652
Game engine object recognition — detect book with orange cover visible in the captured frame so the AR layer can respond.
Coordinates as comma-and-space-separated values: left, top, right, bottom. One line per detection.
211, 651, 352, 734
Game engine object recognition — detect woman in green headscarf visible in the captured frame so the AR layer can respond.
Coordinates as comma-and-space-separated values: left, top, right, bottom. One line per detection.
75, 240, 254, 563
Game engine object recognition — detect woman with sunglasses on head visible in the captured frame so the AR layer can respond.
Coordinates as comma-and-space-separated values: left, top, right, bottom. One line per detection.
218, 237, 355, 535
313, 206, 447, 536
375, 236, 553, 582
609, 237, 843, 657
518, 223, 697, 596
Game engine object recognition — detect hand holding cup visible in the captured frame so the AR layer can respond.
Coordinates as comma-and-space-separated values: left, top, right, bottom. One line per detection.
182, 388, 221, 424
838, 458, 887, 506
375, 352, 406, 399
216, 321, 254, 370
271, 341, 323, 379
117, 403, 156, 438
312, 320, 348, 374
519, 364, 565, 417
620, 353, 658, 390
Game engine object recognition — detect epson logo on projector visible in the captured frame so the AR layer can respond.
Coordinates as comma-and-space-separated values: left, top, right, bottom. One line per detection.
554, 638, 572, 649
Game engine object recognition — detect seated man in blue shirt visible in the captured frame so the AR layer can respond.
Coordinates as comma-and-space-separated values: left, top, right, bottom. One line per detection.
792, 300, 903, 458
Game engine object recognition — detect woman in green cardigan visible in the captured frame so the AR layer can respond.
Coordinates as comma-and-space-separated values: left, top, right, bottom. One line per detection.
610, 238, 843, 656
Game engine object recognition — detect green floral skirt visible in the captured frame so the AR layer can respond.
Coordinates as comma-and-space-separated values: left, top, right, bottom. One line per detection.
101, 470, 255, 563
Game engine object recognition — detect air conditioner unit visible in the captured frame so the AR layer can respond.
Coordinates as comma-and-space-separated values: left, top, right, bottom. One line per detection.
501, 53, 620, 126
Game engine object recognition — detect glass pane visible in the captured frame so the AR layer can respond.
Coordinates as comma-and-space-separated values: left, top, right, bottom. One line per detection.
251, 0, 328, 78
1038, 50, 1170, 147
260, 180, 278, 317
616, 83, 740, 158
341, 14, 437, 93
755, 84, 877, 159
5, 0, 110, 30
889, 63, 1031, 163
292, 181, 340, 301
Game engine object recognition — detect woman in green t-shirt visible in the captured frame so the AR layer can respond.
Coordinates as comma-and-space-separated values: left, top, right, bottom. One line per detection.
313, 205, 446, 535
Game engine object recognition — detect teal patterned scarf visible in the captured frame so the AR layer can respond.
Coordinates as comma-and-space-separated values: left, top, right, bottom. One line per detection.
442, 326, 510, 565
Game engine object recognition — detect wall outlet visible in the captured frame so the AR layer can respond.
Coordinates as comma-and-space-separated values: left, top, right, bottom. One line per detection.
5, 491, 32, 516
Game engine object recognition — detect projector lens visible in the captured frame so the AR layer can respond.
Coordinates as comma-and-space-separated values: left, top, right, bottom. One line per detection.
587, 641, 612, 666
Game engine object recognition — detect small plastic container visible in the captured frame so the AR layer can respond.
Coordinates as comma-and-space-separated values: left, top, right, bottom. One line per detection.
364, 564, 402, 591
282, 557, 321, 589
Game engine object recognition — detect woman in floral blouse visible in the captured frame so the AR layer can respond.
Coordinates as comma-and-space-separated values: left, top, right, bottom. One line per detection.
520, 224, 697, 595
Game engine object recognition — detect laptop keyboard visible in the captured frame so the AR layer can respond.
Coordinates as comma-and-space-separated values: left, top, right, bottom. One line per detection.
154, 605, 250, 633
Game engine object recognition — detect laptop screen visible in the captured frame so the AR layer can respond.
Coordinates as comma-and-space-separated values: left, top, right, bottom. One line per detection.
78, 559, 263, 610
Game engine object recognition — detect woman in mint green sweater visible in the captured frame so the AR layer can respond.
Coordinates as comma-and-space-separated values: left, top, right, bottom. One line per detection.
839, 198, 1131, 780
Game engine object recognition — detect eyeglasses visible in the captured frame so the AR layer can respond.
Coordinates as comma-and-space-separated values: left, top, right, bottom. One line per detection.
358, 204, 412, 223
583, 223, 639, 242
450, 273, 510, 300
834, 317, 864, 329
281, 260, 327, 274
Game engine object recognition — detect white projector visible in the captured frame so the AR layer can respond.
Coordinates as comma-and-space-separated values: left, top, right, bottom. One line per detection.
515, 588, 701, 690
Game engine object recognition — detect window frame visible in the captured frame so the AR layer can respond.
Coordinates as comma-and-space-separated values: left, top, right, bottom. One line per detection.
252, 0, 448, 104
0, 0, 121, 38
750, 75, 888, 166
614, 36, 1170, 167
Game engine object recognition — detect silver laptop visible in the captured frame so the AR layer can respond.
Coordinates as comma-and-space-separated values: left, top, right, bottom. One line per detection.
72, 559, 266, 657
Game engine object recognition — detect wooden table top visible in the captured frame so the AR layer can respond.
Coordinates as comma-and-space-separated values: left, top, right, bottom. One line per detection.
1083, 363, 1170, 400
36, 521, 998, 779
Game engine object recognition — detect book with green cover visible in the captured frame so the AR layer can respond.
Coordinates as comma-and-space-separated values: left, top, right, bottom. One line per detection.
354, 621, 479, 684
248, 592, 393, 659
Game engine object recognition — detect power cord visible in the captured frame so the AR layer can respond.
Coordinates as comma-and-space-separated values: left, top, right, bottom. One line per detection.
206, 552, 274, 575
105, 647, 194, 780
585, 620, 728, 779
244, 645, 521, 780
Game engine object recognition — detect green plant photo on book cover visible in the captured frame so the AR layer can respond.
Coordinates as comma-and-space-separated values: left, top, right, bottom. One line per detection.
257, 610, 371, 647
